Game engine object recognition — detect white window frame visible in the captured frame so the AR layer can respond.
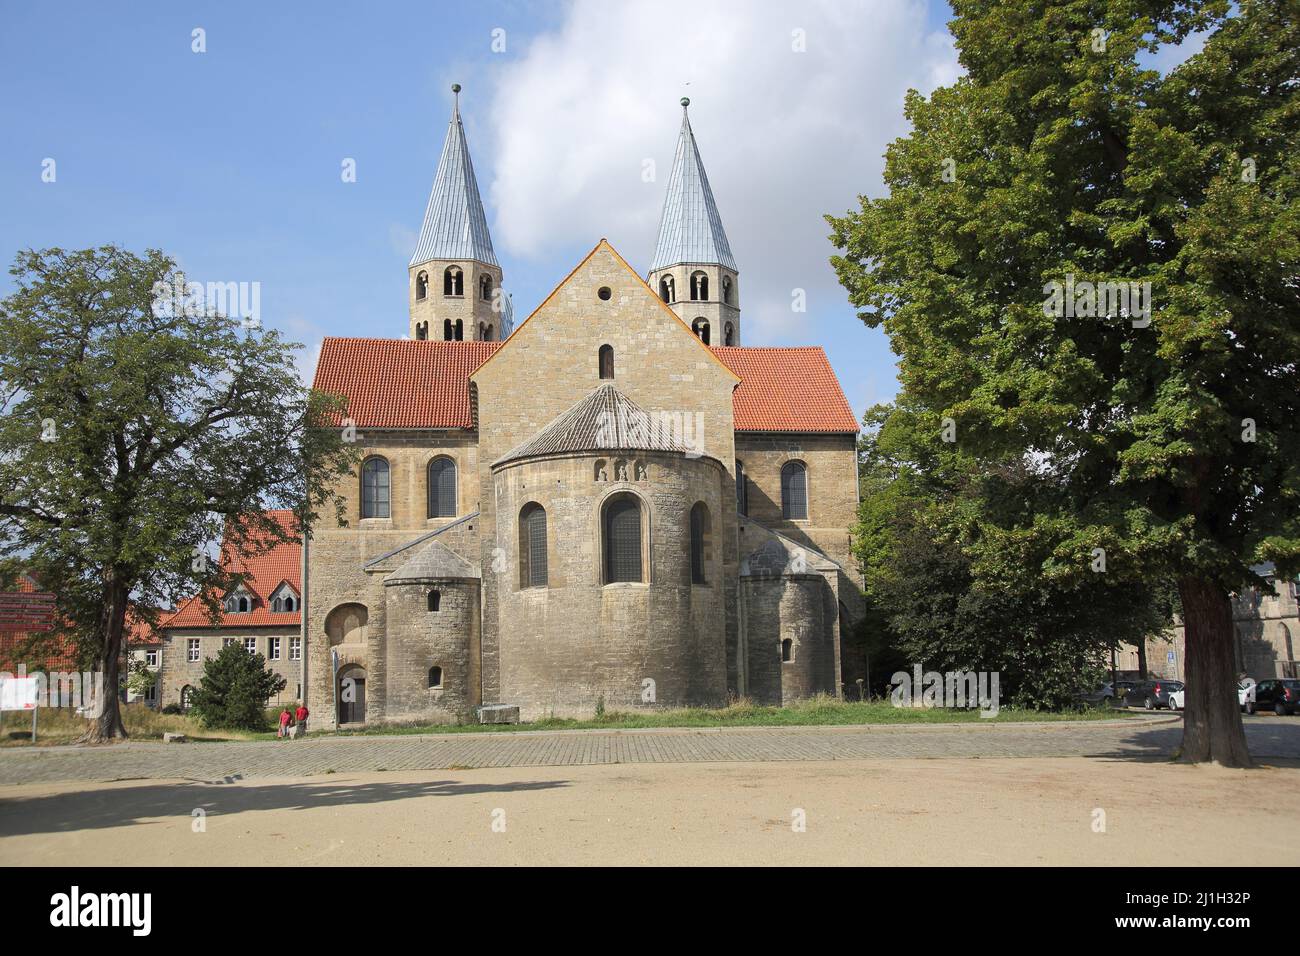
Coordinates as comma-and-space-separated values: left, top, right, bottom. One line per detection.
223, 637, 236, 649
290, 636, 302, 661
187, 639, 200, 663
243, 637, 257, 655
145, 649, 159, 667
269, 637, 281, 661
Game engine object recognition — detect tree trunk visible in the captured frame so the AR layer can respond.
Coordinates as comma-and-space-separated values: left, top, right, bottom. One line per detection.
78, 575, 130, 743
1178, 575, 1252, 767
1136, 637, 1148, 679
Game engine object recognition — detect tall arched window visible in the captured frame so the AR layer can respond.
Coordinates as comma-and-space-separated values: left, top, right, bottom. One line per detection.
443, 318, 453, 341
690, 271, 709, 301
690, 502, 711, 584
443, 266, 463, 296
454, 319, 463, 341
486, 324, 494, 341
416, 271, 428, 300
428, 457, 457, 518
480, 274, 493, 300
599, 344, 614, 379
722, 275, 733, 304
180, 685, 193, 711
781, 460, 808, 520
603, 494, 643, 584
724, 322, 735, 346
659, 275, 675, 303
361, 457, 390, 518
692, 318, 710, 344
427, 590, 440, 612
415, 321, 428, 340
478, 322, 486, 340
735, 460, 748, 516
519, 503, 548, 588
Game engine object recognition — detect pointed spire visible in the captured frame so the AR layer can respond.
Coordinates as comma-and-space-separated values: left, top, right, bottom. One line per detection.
649, 97, 737, 272
409, 84, 499, 268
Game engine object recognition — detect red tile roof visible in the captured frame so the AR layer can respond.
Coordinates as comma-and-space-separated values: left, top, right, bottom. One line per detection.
161, 510, 302, 629
313, 338, 858, 433
711, 346, 859, 433
313, 338, 501, 429
0, 577, 76, 671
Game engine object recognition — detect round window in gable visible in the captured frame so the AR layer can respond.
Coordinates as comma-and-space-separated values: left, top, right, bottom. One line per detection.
597, 286, 612, 301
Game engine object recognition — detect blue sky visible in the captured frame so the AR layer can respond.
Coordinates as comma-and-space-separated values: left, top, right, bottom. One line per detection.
0, 1, 1200, 419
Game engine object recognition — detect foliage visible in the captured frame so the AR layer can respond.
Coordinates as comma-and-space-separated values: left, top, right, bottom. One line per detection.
189, 641, 287, 732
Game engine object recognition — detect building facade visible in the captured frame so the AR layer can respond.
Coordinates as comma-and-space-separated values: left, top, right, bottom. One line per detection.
296, 90, 864, 728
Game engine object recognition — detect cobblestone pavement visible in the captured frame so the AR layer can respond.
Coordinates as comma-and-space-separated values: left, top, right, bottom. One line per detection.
1, 716, 1296, 785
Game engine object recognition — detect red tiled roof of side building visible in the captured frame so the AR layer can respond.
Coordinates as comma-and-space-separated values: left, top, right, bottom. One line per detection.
313, 338, 501, 429
0, 631, 80, 672
160, 510, 302, 629
313, 338, 859, 434
710, 346, 860, 433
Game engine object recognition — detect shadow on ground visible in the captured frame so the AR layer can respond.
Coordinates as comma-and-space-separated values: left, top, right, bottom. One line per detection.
0, 777, 570, 836
1108, 714, 1300, 763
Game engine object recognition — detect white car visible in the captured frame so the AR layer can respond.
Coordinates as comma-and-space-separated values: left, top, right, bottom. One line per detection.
1169, 689, 1184, 711
1170, 681, 1255, 712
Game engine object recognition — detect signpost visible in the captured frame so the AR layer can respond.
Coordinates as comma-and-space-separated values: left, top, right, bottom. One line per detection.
0, 675, 40, 743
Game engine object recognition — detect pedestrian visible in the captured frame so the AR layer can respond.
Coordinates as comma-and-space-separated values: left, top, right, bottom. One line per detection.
295, 701, 309, 737
277, 706, 291, 739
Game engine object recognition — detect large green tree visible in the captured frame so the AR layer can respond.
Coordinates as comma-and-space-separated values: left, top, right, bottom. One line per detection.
0, 246, 356, 742
829, 0, 1299, 765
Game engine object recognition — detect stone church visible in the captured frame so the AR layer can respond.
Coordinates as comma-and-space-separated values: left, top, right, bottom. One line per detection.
305, 88, 864, 728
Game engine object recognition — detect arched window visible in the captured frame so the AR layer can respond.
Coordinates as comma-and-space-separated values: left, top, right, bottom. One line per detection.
690, 502, 711, 584
443, 318, 453, 341
690, 271, 709, 301
415, 321, 428, 341
361, 457, 390, 518
519, 503, 548, 588
486, 324, 494, 341
428, 457, 457, 518
603, 494, 643, 584
416, 271, 428, 300
478, 322, 486, 340
428, 666, 443, 688
443, 266, 463, 296
781, 638, 793, 662
454, 319, 463, 341
480, 274, 493, 300
724, 322, 735, 346
722, 275, 733, 304
180, 685, 193, 711
735, 460, 748, 516
781, 460, 808, 520
427, 590, 440, 612
692, 318, 710, 345
659, 275, 675, 303
599, 344, 614, 379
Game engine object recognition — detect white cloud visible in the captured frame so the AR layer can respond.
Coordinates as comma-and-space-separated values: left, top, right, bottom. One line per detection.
486, 0, 958, 342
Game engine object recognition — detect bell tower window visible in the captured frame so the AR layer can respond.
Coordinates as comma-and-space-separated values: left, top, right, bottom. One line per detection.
690, 271, 708, 301
659, 275, 675, 303
692, 318, 710, 345
443, 266, 464, 296
416, 271, 429, 300
599, 344, 614, 380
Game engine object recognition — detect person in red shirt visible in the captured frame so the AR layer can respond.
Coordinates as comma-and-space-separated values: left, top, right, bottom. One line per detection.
294, 702, 309, 737
277, 707, 291, 739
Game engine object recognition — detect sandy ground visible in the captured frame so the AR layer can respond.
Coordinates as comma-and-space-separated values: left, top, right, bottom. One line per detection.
1, 756, 1297, 865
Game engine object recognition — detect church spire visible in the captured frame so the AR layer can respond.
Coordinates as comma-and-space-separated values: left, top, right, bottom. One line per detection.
410, 83, 498, 269
649, 97, 737, 273
648, 98, 741, 347
408, 85, 506, 343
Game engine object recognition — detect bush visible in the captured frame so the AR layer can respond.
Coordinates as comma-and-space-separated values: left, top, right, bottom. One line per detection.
189, 642, 287, 732
161, 703, 183, 715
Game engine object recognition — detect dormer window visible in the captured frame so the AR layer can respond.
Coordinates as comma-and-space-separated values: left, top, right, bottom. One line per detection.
270, 582, 300, 613
224, 589, 252, 614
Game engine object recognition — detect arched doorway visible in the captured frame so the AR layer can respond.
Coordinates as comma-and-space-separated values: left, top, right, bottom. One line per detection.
338, 664, 367, 725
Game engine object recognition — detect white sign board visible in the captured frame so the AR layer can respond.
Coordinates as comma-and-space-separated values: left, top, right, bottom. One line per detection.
1167, 650, 1176, 664
0, 676, 40, 711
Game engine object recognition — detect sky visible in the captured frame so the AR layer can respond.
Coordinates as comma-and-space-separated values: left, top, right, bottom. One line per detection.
0, 1, 1204, 421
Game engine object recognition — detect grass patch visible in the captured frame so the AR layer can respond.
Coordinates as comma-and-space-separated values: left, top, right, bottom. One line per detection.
271, 695, 1138, 741
0, 703, 257, 747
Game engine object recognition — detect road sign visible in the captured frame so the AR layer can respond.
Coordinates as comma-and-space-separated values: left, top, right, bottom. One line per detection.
0, 676, 39, 711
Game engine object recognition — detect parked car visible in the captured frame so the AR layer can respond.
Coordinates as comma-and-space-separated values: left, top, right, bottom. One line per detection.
1239, 678, 1256, 711
1169, 688, 1184, 711
1127, 679, 1184, 710
1245, 679, 1300, 716
1112, 680, 1141, 706
1078, 682, 1117, 707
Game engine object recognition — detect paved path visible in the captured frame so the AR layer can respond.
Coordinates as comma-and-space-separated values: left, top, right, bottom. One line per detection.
1, 716, 1296, 785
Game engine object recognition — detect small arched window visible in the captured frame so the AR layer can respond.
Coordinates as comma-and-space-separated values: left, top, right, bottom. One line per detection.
722, 275, 733, 304
361, 457, 391, 519
692, 318, 710, 345
416, 271, 428, 300
428, 590, 440, 612
781, 460, 808, 520
443, 266, 463, 296
690, 502, 711, 585
520, 503, 548, 588
454, 319, 463, 341
478, 322, 486, 340
659, 275, 675, 303
599, 344, 614, 380
443, 318, 453, 341
486, 324, 494, 341
480, 274, 493, 300
415, 321, 428, 341
690, 271, 709, 301
724, 322, 735, 346
428, 666, 443, 688
735, 460, 748, 516
604, 494, 643, 584
781, 638, 793, 662
428, 457, 457, 518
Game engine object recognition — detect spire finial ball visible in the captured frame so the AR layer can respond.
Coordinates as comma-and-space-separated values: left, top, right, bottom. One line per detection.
680, 96, 690, 108
452, 83, 462, 94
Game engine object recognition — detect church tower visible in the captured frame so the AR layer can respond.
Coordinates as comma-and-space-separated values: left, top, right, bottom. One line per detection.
408, 84, 508, 342
647, 98, 740, 347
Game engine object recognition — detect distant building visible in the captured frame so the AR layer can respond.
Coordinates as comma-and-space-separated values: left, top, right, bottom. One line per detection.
157, 511, 303, 710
